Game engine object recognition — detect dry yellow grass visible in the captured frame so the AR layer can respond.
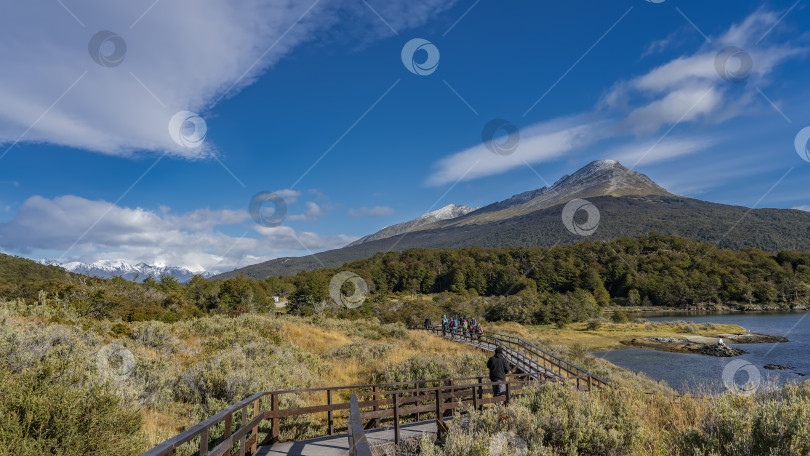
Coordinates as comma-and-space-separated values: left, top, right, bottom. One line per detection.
280, 322, 353, 354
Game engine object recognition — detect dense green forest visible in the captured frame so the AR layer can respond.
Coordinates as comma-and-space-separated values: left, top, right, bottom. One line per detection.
3, 233, 810, 326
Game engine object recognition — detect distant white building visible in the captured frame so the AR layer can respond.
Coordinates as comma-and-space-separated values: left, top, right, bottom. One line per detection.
272, 296, 280, 303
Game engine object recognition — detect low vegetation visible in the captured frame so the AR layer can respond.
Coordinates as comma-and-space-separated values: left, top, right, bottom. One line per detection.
415, 381, 810, 456
0, 299, 487, 455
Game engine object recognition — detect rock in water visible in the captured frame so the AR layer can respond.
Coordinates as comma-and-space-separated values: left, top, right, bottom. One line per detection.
698, 344, 747, 357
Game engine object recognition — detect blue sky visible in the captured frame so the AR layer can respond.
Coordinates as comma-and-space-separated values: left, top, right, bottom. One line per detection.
0, 0, 809, 273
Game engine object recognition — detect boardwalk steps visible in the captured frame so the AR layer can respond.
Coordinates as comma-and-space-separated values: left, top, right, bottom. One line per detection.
141, 326, 607, 456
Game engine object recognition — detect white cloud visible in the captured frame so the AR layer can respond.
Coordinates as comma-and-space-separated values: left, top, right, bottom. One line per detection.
427, 116, 611, 186
348, 206, 395, 217
793, 205, 810, 212
0, 195, 355, 273
272, 189, 303, 204
609, 136, 720, 167
288, 201, 324, 221
426, 9, 804, 186
252, 225, 356, 250
0, 0, 457, 158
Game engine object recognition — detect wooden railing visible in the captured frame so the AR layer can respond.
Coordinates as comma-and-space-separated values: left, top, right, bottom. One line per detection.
142, 326, 608, 456
417, 324, 610, 389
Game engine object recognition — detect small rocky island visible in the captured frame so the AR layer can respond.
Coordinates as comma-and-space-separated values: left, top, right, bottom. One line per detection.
622, 333, 787, 357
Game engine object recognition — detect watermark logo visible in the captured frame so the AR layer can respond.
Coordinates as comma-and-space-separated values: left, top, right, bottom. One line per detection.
794, 127, 810, 163
88, 30, 127, 68
329, 271, 368, 309
645, 0, 666, 3
401, 38, 440, 76
249, 192, 287, 227
168, 111, 207, 148
96, 343, 135, 383
714, 46, 753, 83
482, 119, 520, 156
722, 359, 761, 396
562, 199, 601, 236
489, 431, 528, 456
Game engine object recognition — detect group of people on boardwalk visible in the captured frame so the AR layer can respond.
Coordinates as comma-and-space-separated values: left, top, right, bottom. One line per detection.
437, 314, 483, 337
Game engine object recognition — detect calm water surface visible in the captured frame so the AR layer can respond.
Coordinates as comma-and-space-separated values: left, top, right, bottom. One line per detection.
593, 312, 810, 393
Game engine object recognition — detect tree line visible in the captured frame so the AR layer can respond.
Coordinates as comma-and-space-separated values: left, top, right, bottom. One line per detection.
3, 233, 810, 325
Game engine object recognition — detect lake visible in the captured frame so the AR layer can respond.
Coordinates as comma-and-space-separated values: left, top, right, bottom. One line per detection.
593, 311, 810, 393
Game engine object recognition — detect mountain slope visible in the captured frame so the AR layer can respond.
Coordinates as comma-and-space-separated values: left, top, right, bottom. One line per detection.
214, 161, 810, 279
434, 159, 671, 227
347, 204, 477, 247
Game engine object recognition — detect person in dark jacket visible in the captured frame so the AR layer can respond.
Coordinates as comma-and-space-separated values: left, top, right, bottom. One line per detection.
424, 316, 432, 330
487, 347, 515, 397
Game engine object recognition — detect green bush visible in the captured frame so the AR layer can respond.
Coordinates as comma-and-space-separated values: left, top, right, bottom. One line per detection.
0, 364, 146, 455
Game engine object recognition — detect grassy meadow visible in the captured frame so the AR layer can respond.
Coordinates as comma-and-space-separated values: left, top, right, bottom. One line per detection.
1, 264, 809, 455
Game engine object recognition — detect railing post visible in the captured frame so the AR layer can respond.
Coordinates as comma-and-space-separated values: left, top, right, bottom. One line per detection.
477, 376, 483, 407
224, 413, 232, 440
588, 376, 593, 391
434, 389, 443, 438
393, 393, 400, 445
241, 405, 248, 455
327, 389, 334, 435
271, 393, 279, 445
251, 399, 259, 453
415, 381, 422, 421
471, 385, 478, 410
199, 428, 209, 456
372, 385, 380, 428
505, 382, 511, 404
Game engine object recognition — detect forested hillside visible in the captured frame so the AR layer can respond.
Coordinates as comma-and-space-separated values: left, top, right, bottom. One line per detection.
219, 195, 810, 279
286, 233, 810, 325
3, 233, 810, 327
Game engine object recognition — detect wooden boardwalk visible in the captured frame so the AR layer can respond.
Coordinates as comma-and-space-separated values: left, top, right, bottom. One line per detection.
141, 326, 607, 456
256, 418, 451, 455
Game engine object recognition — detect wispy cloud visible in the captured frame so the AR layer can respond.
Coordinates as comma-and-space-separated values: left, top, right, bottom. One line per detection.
609, 135, 721, 166
0, 0, 457, 158
426, 9, 805, 186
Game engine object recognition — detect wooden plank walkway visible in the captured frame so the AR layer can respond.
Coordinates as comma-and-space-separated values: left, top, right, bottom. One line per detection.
439, 332, 557, 380
255, 418, 451, 455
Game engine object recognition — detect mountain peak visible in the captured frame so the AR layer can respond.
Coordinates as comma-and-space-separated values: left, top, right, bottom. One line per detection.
454, 160, 670, 222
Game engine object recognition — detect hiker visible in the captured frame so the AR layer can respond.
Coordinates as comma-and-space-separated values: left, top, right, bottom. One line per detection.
475, 323, 483, 341
462, 318, 468, 336
424, 316, 432, 330
441, 315, 448, 335
487, 347, 516, 397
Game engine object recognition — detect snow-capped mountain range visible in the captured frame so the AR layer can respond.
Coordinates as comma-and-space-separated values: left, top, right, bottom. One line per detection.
39, 259, 211, 282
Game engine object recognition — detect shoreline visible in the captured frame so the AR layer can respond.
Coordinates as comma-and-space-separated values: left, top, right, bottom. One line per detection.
616, 332, 788, 357
604, 305, 810, 314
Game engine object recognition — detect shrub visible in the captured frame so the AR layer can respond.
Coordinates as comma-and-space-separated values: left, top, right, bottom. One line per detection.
611, 310, 632, 323
0, 364, 146, 455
